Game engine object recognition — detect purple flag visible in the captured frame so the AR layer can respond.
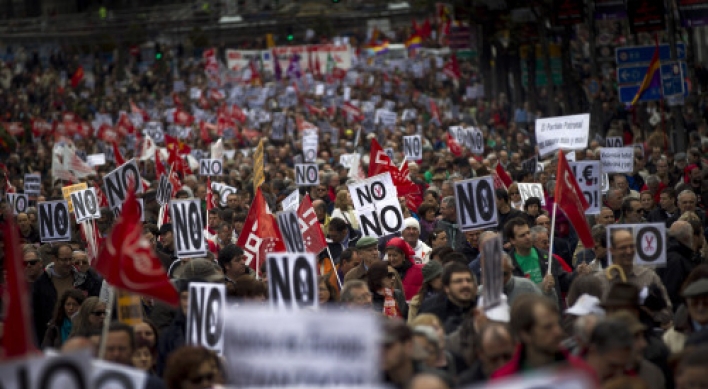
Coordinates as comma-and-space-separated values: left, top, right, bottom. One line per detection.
287, 53, 302, 79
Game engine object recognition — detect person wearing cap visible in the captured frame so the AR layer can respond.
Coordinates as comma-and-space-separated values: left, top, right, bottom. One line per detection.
663, 277, 708, 355
401, 217, 432, 265
408, 261, 443, 322
155, 223, 178, 271
386, 237, 424, 301
610, 311, 666, 389
343, 237, 381, 283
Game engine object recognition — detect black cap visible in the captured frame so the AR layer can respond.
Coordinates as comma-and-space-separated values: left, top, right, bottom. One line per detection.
158, 223, 172, 236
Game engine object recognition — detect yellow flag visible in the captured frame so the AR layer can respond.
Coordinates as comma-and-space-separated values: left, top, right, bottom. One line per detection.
253, 139, 265, 189
117, 290, 143, 326
61, 183, 88, 213
266, 33, 275, 49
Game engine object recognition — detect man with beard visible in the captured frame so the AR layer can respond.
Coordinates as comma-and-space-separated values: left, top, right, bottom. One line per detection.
491, 294, 595, 379
418, 262, 477, 333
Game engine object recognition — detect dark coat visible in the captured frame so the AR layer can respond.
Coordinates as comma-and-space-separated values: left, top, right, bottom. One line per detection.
646, 207, 679, 227
508, 247, 573, 307
457, 362, 487, 387
418, 293, 475, 334
437, 219, 466, 250
661, 238, 699, 311
372, 289, 408, 319
457, 242, 479, 265
155, 242, 177, 271
320, 226, 362, 265
156, 312, 186, 377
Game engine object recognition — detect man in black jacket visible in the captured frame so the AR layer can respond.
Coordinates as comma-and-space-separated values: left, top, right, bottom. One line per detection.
418, 262, 477, 333
32, 243, 101, 345
504, 217, 577, 308
647, 188, 680, 227
155, 223, 178, 271
662, 221, 699, 310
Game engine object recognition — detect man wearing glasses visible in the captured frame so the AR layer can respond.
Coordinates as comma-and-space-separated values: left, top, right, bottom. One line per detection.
23, 246, 43, 285
31, 243, 101, 346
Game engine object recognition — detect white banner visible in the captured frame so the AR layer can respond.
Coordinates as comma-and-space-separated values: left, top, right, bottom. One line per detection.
535, 113, 590, 157
600, 147, 634, 173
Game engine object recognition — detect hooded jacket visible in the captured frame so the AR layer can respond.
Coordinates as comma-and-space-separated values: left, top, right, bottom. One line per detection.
387, 237, 424, 300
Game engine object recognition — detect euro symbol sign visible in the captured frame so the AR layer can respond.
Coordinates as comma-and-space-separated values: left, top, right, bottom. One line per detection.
583, 166, 594, 187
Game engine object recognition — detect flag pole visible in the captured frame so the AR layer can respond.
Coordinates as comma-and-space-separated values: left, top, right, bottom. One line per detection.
97, 284, 115, 360
325, 246, 343, 289
547, 203, 557, 276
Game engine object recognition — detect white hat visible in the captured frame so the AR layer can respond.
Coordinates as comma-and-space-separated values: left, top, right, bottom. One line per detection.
565, 294, 605, 317
404, 217, 420, 231
477, 294, 510, 323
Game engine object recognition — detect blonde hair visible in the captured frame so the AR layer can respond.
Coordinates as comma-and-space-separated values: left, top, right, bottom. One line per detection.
410, 313, 442, 329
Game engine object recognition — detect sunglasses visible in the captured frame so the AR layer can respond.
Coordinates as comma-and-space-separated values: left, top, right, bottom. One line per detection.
24, 260, 40, 267
188, 373, 215, 385
74, 260, 89, 265
91, 311, 107, 317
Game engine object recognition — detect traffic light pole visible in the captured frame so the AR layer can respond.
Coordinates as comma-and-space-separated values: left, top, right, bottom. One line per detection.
667, 4, 687, 153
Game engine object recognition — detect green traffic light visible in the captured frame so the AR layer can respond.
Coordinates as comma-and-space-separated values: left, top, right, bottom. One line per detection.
287, 34, 294, 41
156, 52, 163, 60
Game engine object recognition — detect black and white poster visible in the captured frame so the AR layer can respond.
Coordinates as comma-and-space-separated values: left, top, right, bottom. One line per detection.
276, 210, 305, 253
302, 134, 318, 163
199, 158, 223, 176
349, 173, 405, 238
569, 161, 601, 214
403, 135, 422, 161
607, 223, 666, 267
606, 136, 623, 148
38, 200, 72, 242
211, 182, 237, 207
517, 183, 546, 206
156, 175, 172, 207
295, 164, 319, 187
7, 193, 28, 215
0, 352, 91, 389
24, 173, 41, 196
104, 159, 144, 213
143, 122, 164, 144
70, 188, 101, 223
454, 177, 498, 231
170, 199, 207, 258
186, 282, 226, 355
92, 360, 147, 389
267, 252, 318, 310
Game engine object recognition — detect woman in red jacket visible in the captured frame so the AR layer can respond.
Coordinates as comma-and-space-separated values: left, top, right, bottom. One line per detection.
386, 237, 424, 301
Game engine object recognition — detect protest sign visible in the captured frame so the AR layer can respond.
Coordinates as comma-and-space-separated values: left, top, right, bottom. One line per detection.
454, 177, 498, 231
277, 211, 305, 253
402, 135, 422, 160
156, 175, 172, 207
104, 160, 143, 213
267, 252, 318, 310
517, 183, 546, 206
187, 282, 226, 354
600, 147, 634, 173
86, 153, 106, 167
606, 136, 623, 147
61, 183, 88, 213
302, 135, 318, 163
199, 159, 223, 176
39, 200, 71, 242
24, 173, 41, 196
70, 188, 101, 223
222, 306, 379, 387
349, 173, 404, 237
0, 351, 90, 389
7, 193, 28, 215
281, 190, 300, 212
569, 161, 601, 214
170, 199, 206, 258
481, 236, 504, 309
92, 360, 147, 389
295, 164, 319, 186
535, 113, 590, 157
607, 223, 666, 267
212, 182, 238, 207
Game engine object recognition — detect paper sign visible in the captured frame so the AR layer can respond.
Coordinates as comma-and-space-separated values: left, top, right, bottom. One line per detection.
24, 173, 41, 196
600, 147, 634, 173
607, 223, 666, 267
62, 183, 88, 213
517, 183, 546, 206
535, 113, 590, 157
569, 161, 601, 214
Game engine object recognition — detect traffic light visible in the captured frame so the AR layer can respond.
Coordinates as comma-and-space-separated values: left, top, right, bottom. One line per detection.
332, 0, 340, 2
286, 26, 294, 41
156, 52, 163, 60
155, 44, 163, 60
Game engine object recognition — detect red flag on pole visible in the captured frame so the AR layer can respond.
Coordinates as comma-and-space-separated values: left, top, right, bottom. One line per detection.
446, 133, 463, 157
2, 210, 39, 357
555, 150, 595, 248
236, 188, 286, 275
110, 141, 126, 166
95, 186, 180, 306
70, 66, 84, 88
297, 194, 327, 254
495, 163, 513, 188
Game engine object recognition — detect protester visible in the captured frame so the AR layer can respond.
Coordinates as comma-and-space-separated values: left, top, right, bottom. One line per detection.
41, 289, 86, 349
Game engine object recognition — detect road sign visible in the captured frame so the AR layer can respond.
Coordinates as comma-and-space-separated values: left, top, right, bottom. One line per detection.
617, 62, 687, 85
661, 61, 685, 97
615, 43, 686, 66
618, 85, 663, 104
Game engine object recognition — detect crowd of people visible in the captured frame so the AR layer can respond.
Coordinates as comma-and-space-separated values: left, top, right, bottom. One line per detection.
2, 23, 708, 389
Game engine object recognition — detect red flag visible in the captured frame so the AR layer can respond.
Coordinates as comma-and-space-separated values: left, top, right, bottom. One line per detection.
230, 104, 246, 124
249, 60, 261, 85
314, 53, 322, 78
421, 18, 432, 38
555, 150, 594, 248
116, 112, 135, 135
130, 100, 150, 122
236, 188, 286, 274
199, 121, 214, 143
446, 133, 463, 157
341, 102, 363, 122
172, 92, 183, 109
412, 19, 420, 34
110, 141, 126, 166
307, 49, 314, 74
70, 66, 84, 88
97, 123, 120, 143
443, 53, 461, 80
95, 186, 179, 306
3, 122, 23, 136
429, 99, 440, 122
297, 194, 327, 254
165, 134, 192, 155
30, 118, 52, 137
155, 149, 166, 177
368, 139, 419, 197
495, 163, 513, 187
173, 109, 194, 127
2, 210, 39, 357
199, 94, 210, 110
168, 162, 184, 197
94, 181, 109, 208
